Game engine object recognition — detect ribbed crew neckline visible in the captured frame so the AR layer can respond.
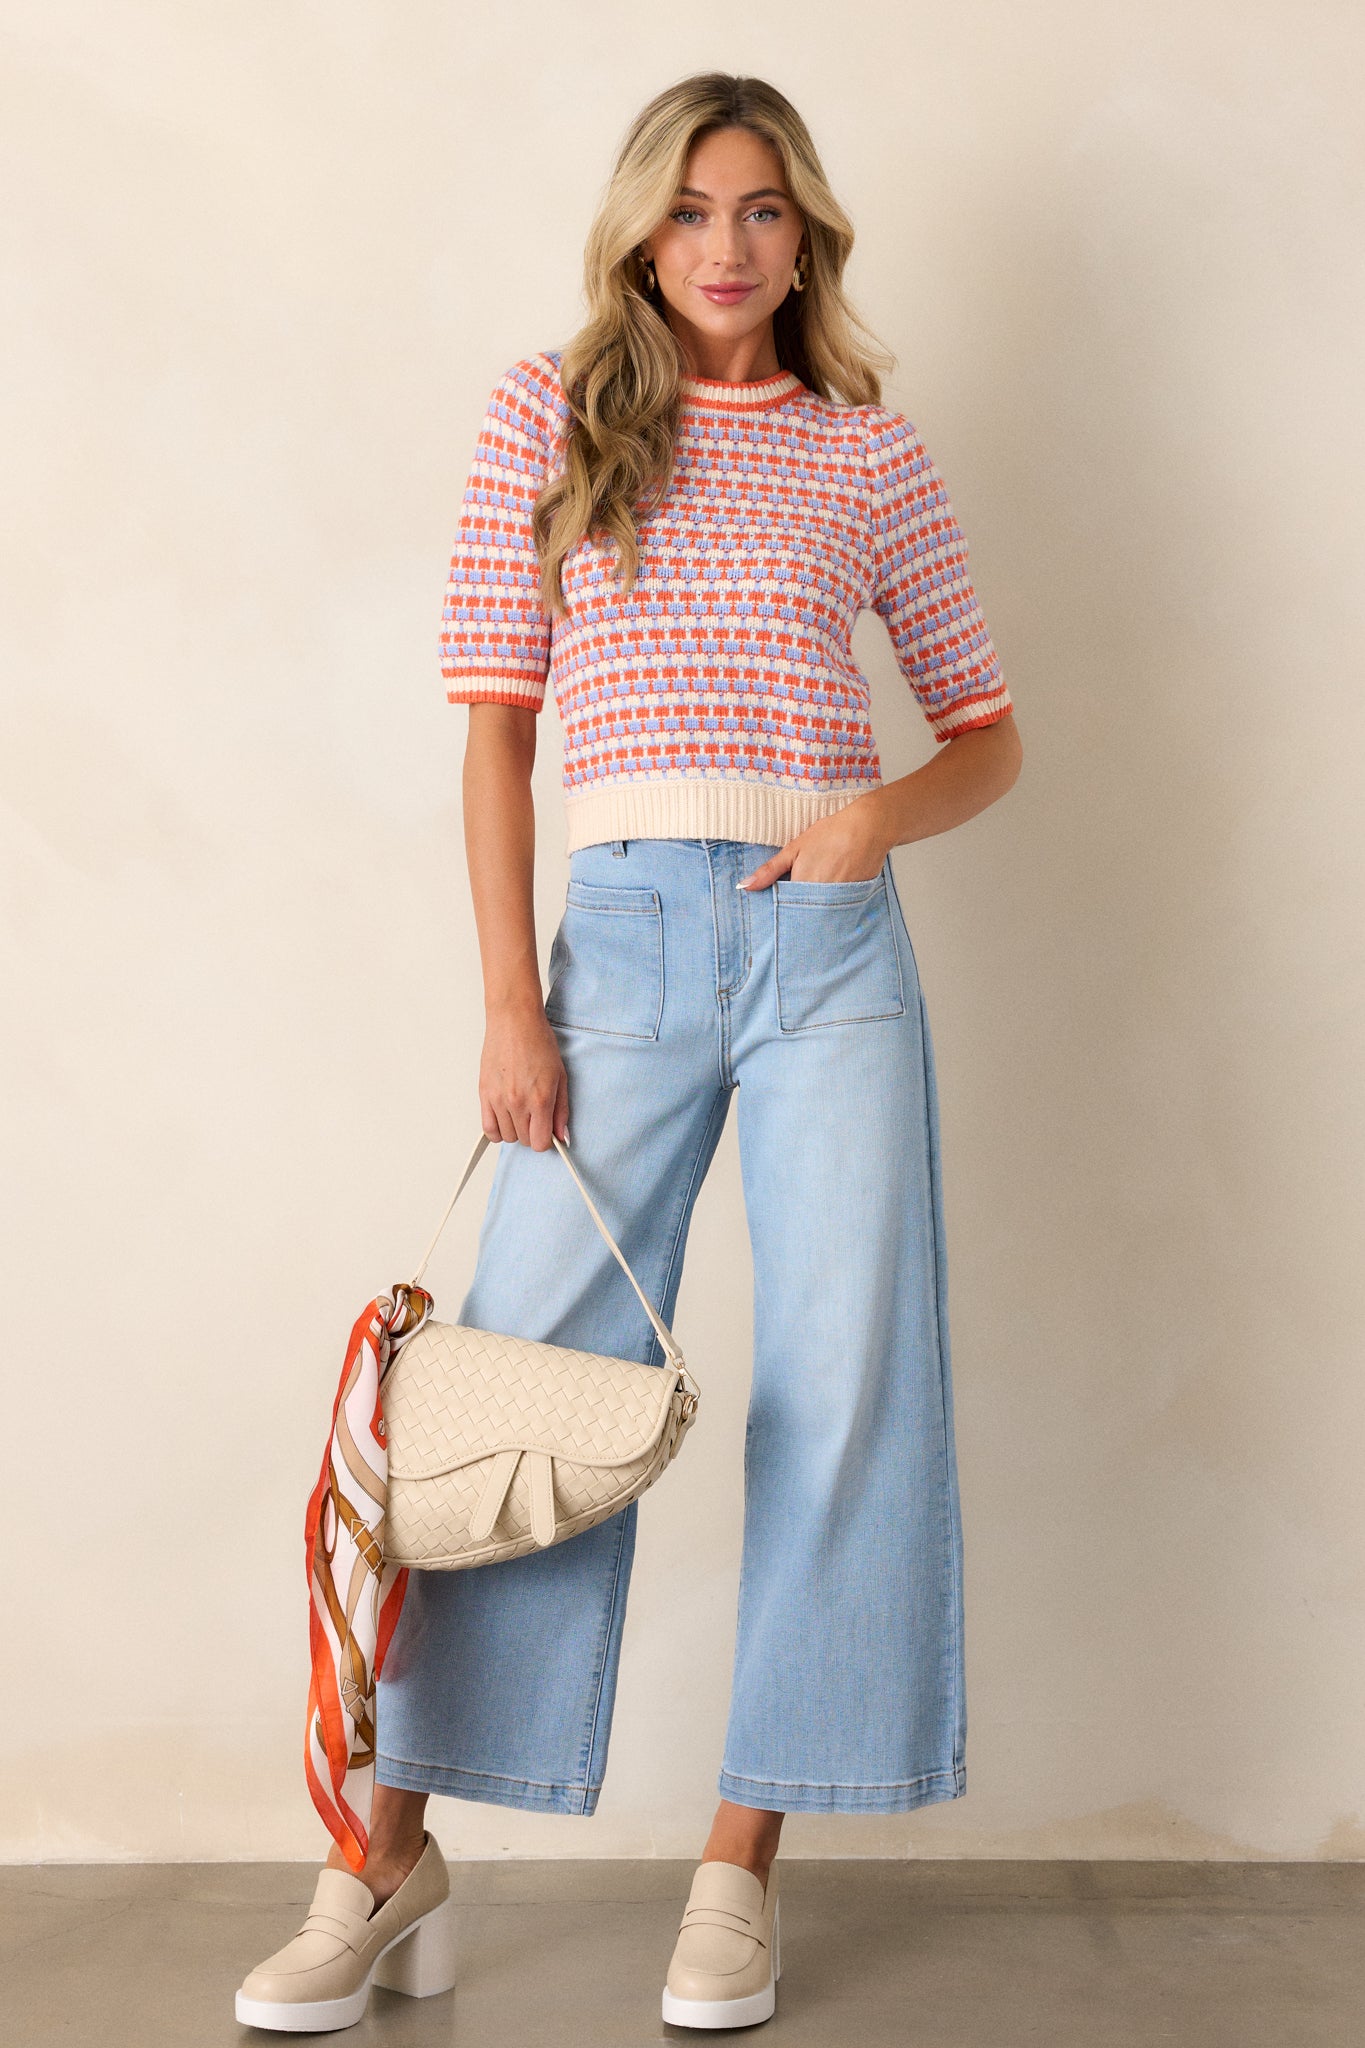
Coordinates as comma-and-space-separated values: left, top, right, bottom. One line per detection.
680, 367, 804, 413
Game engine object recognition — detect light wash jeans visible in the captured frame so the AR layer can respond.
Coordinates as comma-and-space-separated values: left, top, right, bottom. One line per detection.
375, 836, 967, 1817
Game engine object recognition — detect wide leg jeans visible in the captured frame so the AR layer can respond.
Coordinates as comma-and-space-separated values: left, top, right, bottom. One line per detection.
375, 836, 968, 1817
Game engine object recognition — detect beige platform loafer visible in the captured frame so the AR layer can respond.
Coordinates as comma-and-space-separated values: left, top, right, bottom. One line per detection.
234, 1830, 457, 2033
661, 1858, 781, 2029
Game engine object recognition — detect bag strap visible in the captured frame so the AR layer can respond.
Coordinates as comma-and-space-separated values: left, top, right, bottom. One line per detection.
405, 1132, 693, 1383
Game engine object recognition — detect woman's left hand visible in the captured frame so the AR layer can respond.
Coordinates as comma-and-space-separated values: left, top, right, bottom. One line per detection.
738, 797, 893, 890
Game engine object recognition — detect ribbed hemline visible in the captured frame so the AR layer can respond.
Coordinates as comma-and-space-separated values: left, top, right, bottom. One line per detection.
561, 777, 879, 854
931, 682, 1014, 740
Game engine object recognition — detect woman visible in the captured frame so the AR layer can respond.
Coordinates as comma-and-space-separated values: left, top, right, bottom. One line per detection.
237, 70, 1021, 2035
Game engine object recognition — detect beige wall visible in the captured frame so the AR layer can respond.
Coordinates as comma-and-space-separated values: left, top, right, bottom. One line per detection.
6, 1, 1364, 1863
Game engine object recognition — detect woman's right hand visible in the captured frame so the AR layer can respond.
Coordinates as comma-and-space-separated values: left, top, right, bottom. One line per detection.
478, 997, 570, 1152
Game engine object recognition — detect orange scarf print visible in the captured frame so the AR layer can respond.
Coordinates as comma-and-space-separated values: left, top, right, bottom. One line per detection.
303, 1284, 430, 1871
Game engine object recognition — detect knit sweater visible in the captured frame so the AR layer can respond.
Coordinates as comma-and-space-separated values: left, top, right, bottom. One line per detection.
439, 348, 1012, 853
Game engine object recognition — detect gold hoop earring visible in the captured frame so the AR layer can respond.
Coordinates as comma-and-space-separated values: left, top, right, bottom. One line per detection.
792, 253, 809, 293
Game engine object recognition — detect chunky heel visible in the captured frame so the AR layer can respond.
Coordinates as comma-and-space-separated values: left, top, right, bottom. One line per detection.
235, 1832, 454, 2031
374, 1897, 460, 1998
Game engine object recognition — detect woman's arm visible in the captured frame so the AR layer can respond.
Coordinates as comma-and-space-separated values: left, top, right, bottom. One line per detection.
865, 710, 1023, 850
741, 712, 1023, 889
462, 704, 570, 1150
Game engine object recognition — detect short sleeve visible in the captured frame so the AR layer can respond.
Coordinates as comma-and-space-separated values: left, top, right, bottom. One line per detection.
862, 405, 1012, 742
439, 358, 560, 711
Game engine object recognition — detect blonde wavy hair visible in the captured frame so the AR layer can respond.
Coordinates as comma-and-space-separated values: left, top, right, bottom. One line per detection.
533, 72, 897, 614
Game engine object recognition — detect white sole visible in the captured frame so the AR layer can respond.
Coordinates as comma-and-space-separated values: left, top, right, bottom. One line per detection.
234, 1895, 459, 2033
660, 1895, 781, 2030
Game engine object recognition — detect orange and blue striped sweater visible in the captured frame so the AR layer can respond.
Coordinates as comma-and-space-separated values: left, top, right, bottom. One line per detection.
439, 349, 1012, 854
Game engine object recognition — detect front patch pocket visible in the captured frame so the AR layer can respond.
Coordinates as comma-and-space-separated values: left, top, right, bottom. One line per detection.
544, 880, 665, 1039
774, 873, 906, 1033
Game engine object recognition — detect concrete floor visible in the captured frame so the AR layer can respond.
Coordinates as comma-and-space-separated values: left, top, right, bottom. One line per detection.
5, 1859, 1363, 2046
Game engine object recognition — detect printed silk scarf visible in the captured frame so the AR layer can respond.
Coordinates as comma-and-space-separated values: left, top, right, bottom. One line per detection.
303, 1283, 431, 1872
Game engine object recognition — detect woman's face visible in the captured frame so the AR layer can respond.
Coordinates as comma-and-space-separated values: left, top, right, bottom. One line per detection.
640, 125, 807, 375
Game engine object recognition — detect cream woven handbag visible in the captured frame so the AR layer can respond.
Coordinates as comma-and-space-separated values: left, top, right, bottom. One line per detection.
381, 1130, 700, 1570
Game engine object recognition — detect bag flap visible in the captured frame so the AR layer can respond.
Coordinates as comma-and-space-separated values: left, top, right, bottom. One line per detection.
383, 1318, 678, 1480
